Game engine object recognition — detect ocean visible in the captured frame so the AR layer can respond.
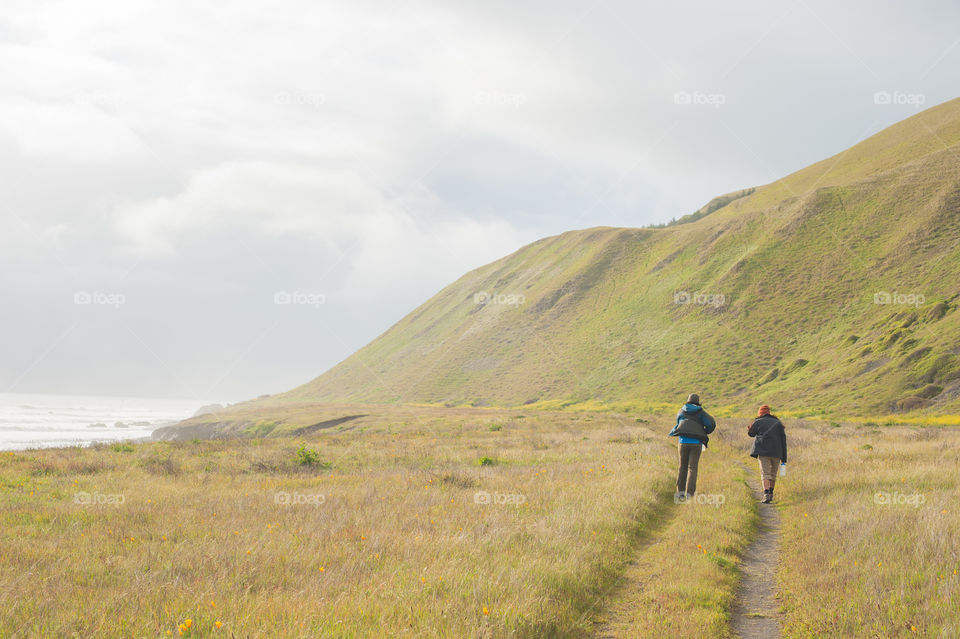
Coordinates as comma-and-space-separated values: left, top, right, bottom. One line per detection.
0, 393, 211, 451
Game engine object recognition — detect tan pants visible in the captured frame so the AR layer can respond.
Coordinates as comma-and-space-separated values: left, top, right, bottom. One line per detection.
758, 456, 780, 481
677, 442, 702, 496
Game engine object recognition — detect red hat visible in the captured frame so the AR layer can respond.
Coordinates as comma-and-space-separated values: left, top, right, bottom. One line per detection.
757, 405, 771, 416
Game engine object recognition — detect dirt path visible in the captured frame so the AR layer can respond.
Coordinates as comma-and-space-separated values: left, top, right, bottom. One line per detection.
593, 455, 783, 639
731, 476, 782, 639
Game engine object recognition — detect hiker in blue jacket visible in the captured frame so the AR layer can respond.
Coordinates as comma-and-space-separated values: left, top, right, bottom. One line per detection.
668, 393, 717, 501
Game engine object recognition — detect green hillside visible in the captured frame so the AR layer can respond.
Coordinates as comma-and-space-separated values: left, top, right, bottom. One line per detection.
278, 98, 960, 416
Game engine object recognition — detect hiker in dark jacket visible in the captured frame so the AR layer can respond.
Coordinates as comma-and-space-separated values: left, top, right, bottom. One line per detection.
668, 393, 717, 501
748, 405, 787, 504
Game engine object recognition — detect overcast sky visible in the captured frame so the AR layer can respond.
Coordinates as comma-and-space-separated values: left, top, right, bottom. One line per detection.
1, 0, 958, 402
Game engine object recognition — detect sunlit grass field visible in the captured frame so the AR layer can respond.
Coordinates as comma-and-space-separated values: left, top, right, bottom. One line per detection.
595, 439, 757, 639
0, 408, 681, 638
776, 422, 960, 638
1, 406, 958, 638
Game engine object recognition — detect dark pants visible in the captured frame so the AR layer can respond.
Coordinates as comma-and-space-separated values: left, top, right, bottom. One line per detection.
677, 442, 702, 496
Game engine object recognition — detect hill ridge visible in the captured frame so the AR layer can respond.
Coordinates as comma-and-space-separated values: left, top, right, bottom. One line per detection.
273, 98, 960, 415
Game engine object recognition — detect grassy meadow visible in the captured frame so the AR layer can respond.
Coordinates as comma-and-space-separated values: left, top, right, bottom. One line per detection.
776, 422, 960, 638
1, 405, 958, 638
1, 407, 681, 638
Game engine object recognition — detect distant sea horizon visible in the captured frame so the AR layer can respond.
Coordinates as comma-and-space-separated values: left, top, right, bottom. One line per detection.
0, 392, 217, 451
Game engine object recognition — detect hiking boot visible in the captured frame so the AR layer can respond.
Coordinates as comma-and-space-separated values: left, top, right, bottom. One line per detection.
761, 492, 772, 504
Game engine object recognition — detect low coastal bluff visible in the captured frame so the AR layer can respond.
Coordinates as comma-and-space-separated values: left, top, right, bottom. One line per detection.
151, 420, 240, 442
150, 401, 372, 441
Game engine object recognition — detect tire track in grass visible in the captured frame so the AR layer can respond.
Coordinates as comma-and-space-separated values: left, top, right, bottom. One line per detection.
516, 444, 684, 638
593, 446, 756, 639
589, 488, 683, 638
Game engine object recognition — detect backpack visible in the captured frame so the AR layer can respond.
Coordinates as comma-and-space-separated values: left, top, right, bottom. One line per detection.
675, 414, 708, 441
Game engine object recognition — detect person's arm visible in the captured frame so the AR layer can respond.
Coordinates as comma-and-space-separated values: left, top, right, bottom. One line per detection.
668, 411, 682, 436
779, 422, 787, 463
747, 419, 758, 437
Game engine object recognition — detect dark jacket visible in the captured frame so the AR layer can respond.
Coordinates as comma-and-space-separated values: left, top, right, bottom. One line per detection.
748, 414, 787, 462
669, 403, 717, 447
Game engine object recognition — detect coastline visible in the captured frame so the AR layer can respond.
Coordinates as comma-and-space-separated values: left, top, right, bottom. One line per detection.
0, 393, 215, 452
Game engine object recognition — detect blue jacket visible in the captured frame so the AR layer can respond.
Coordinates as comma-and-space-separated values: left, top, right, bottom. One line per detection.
669, 403, 717, 446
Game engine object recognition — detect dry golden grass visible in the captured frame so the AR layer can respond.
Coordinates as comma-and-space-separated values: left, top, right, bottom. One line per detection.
4, 407, 958, 638
596, 436, 756, 639
0, 408, 687, 638
776, 422, 960, 638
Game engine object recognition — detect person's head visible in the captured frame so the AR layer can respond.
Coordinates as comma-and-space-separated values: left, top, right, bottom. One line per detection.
686, 393, 701, 406
757, 405, 771, 417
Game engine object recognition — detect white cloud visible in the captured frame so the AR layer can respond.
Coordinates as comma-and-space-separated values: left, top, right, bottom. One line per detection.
340, 207, 523, 302
114, 162, 388, 256
113, 160, 524, 299
2, 0, 958, 398
0, 98, 143, 161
